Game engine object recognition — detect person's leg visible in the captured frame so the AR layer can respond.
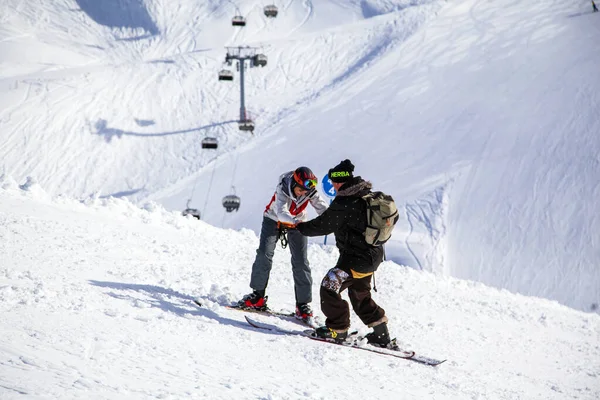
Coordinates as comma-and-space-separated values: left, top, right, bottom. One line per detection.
287, 229, 312, 304
249, 217, 279, 292
347, 275, 386, 326
319, 267, 353, 330
348, 274, 390, 346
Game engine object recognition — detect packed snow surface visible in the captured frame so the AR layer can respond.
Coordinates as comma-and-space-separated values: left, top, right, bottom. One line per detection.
1, 182, 599, 399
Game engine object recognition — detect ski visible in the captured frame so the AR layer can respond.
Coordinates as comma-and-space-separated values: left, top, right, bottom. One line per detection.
225, 304, 294, 318
245, 316, 445, 366
191, 299, 320, 328
192, 299, 293, 317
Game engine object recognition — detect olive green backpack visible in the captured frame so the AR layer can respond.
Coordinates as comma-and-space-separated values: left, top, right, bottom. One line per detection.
363, 191, 399, 246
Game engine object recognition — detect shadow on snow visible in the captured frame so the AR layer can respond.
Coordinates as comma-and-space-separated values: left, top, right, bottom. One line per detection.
93, 119, 237, 142
75, 0, 159, 38
88, 280, 257, 332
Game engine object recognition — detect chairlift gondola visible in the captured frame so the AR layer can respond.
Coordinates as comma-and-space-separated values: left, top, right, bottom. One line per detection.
218, 69, 233, 81
201, 137, 218, 149
253, 54, 267, 67
264, 5, 278, 18
238, 119, 255, 133
182, 208, 201, 220
222, 194, 241, 212
232, 15, 246, 26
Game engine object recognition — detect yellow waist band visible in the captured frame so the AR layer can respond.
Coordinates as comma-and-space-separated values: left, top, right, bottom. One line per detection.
350, 270, 373, 279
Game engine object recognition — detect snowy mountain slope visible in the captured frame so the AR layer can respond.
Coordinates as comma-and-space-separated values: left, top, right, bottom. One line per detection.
1, 0, 599, 313
146, 0, 600, 312
0, 0, 431, 189
1, 184, 599, 399
1, 0, 441, 199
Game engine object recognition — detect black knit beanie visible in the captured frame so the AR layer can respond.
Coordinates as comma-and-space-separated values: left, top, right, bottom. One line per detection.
328, 159, 355, 183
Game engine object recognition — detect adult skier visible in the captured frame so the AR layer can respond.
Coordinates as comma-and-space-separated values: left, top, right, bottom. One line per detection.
238, 167, 329, 321
295, 159, 392, 347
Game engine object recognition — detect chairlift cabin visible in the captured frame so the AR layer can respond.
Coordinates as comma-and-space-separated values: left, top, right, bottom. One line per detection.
238, 119, 255, 133
182, 208, 201, 220
264, 5, 278, 18
218, 69, 233, 81
222, 194, 241, 212
253, 54, 267, 67
201, 137, 218, 149
232, 15, 246, 26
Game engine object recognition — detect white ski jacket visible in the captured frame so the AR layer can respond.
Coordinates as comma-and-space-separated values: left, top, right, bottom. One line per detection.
263, 171, 329, 224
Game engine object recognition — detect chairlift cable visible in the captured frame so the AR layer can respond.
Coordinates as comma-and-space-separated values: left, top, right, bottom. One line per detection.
202, 158, 218, 218
221, 207, 228, 228
187, 171, 200, 209
229, 152, 240, 190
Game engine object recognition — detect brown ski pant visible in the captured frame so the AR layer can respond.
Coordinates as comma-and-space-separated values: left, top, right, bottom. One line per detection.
320, 267, 385, 331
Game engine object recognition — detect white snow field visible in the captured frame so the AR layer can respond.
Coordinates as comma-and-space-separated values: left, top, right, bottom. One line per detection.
1, 182, 599, 399
2, 0, 599, 313
1, 0, 600, 397
1, 0, 599, 312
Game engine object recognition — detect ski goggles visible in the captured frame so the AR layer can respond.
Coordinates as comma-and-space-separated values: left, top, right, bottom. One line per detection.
302, 179, 317, 190
293, 175, 317, 190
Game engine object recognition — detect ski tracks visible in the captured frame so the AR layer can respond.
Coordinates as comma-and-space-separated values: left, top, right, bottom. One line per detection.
288, 0, 314, 37
404, 183, 450, 274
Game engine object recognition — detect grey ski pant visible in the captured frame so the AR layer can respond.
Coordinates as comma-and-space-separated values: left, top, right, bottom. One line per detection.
250, 217, 312, 304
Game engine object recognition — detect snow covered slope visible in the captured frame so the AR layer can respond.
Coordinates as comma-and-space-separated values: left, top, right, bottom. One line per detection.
1, 0, 599, 313
1, 183, 599, 399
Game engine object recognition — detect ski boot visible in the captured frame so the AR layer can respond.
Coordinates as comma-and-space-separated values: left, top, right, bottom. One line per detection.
365, 322, 391, 348
295, 303, 313, 322
237, 290, 267, 311
314, 326, 348, 343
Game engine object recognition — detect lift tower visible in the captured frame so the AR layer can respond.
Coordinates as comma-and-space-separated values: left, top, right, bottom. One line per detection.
224, 46, 267, 133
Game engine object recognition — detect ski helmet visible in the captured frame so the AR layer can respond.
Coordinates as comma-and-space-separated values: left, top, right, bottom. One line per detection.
293, 167, 317, 191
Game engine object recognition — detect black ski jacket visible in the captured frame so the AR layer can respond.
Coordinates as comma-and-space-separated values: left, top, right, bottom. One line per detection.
296, 176, 384, 274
